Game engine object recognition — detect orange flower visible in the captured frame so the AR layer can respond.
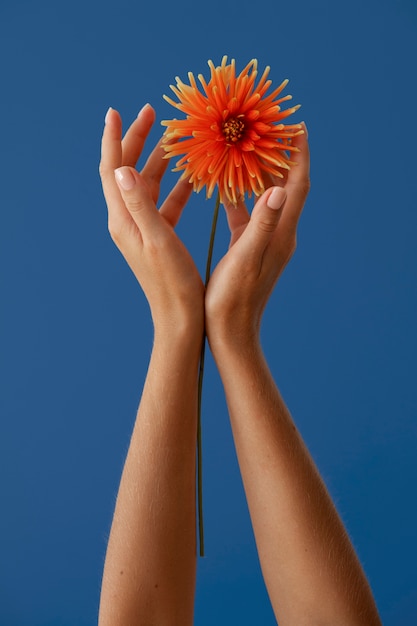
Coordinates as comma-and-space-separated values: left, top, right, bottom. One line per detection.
161, 56, 303, 204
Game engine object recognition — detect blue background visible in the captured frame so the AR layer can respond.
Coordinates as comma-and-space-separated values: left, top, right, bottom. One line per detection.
1, 0, 416, 623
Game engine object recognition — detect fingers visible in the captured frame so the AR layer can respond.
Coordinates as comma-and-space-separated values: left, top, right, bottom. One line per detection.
222, 198, 250, 247
121, 103, 156, 167
266, 124, 310, 190
285, 123, 311, 208
101, 106, 171, 244
240, 187, 287, 255
119, 103, 168, 205
100, 108, 123, 197
159, 178, 193, 228
277, 122, 310, 236
100, 108, 135, 238
141, 138, 171, 204
114, 166, 161, 238
287, 122, 310, 186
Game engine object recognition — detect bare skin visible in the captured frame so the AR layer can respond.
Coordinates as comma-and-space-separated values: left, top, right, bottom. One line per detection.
205, 130, 381, 625
99, 105, 203, 625
98, 105, 382, 625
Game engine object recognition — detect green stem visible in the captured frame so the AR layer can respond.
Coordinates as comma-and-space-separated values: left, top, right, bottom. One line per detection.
197, 191, 221, 557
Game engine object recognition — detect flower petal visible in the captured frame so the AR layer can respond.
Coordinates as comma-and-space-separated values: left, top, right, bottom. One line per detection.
162, 57, 302, 202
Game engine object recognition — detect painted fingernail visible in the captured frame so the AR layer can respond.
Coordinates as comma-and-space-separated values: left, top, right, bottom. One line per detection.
105, 107, 113, 124
267, 187, 286, 210
115, 167, 136, 191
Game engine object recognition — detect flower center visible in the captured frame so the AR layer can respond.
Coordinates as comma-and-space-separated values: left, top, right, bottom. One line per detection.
222, 117, 245, 144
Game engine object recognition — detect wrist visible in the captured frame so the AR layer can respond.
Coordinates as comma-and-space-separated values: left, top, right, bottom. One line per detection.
153, 312, 204, 354
207, 317, 261, 362
205, 285, 264, 358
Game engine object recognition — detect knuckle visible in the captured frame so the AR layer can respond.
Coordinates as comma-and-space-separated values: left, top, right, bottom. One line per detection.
125, 196, 147, 214
257, 214, 279, 234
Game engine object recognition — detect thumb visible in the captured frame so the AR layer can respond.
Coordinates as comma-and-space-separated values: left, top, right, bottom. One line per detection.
244, 186, 286, 250
114, 166, 160, 235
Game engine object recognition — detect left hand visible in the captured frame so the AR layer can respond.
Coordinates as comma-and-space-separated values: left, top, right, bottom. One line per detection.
99, 105, 204, 335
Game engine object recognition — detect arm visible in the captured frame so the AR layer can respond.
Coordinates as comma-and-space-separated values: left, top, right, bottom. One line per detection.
98, 106, 203, 625
205, 126, 382, 625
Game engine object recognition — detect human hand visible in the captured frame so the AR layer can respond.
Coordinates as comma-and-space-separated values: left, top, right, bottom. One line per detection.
99, 106, 204, 337
205, 124, 310, 350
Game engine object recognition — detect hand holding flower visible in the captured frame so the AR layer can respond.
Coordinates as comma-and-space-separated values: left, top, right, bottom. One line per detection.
99, 60, 382, 626
161, 58, 307, 553
100, 106, 204, 338
205, 125, 310, 352
99, 110, 203, 626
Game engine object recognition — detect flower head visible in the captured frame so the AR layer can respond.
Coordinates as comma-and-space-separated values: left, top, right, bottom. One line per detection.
161, 56, 303, 204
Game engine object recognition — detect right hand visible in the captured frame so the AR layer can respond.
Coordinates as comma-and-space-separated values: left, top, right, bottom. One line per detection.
205, 124, 310, 349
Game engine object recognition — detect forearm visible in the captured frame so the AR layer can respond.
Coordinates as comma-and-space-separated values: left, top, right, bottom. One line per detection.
99, 326, 201, 626
211, 336, 381, 626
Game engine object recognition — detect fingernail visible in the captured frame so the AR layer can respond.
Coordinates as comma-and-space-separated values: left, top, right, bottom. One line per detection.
267, 187, 286, 210
301, 121, 308, 139
115, 167, 136, 191
137, 103, 151, 118
105, 107, 113, 124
